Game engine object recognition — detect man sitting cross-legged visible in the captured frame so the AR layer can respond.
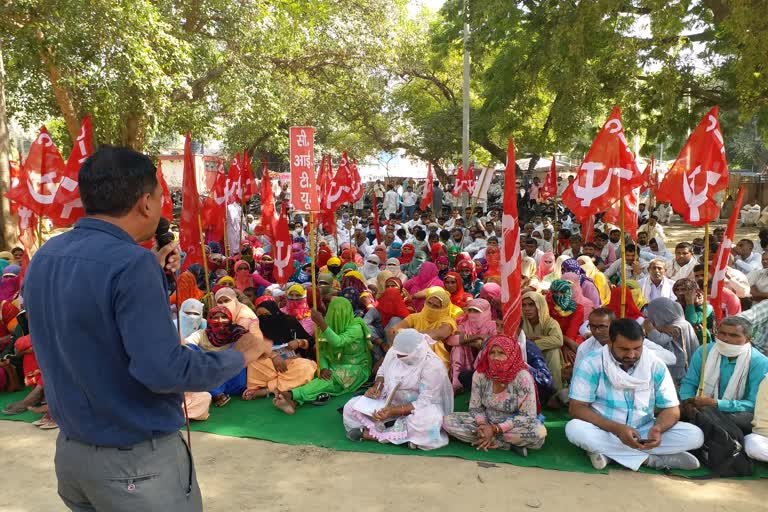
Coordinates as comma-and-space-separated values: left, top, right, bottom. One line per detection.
566, 318, 704, 471
679, 316, 768, 434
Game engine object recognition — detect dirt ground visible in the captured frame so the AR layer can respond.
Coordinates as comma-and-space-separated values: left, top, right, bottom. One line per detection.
0, 420, 766, 512
2, 221, 766, 512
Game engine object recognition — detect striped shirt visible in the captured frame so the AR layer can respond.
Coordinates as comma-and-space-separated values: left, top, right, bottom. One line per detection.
569, 351, 679, 430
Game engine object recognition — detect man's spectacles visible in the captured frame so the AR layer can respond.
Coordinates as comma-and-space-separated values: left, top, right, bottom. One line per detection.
588, 323, 610, 331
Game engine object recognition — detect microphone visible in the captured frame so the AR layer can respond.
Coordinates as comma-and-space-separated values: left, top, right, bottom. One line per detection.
155, 218, 176, 274
155, 217, 175, 250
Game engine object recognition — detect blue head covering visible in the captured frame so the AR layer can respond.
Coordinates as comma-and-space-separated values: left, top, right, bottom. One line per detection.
387, 242, 403, 259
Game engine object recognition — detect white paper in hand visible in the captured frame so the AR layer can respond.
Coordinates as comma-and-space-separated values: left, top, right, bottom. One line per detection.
352, 396, 388, 417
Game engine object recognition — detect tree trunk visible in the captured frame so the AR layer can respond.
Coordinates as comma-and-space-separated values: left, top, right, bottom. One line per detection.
0, 43, 17, 247
36, 30, 81, 141
121, 113, 147, 150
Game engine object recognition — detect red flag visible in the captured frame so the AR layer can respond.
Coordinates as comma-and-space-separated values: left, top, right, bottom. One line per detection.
371, 190, 382, 244
420, 162, 434, 210
241, 149, 256, 202
603, 186, 640, 239
657, 106, 728, 226
6, 126, 66, 216
179, 133, 202, 271
539, 156, 558, 201
272, 208, 294, 285
226, 155, 241, 205
316, 155, 336, 235
259, 160, 277, 239
562, 106, 642, 221
157, 161, 174, 220
710, 186, 744, 321
50, 115, 92, 226
451, 165, 465, 197
201, 159, 227, 241
464, 163, 476, 197
639, 155, 655, 193
501, 138, 522, 337
349, 158, 363, 203
325, 151, 353, 211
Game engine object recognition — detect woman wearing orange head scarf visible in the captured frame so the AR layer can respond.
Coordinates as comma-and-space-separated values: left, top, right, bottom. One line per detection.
169, 271, 205, 306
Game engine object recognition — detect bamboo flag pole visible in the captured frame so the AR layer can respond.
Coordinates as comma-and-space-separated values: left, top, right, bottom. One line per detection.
697, 223, 711, 396
309, 211, 321, 377
197, 212, 212, 307
619, 196, 627, 318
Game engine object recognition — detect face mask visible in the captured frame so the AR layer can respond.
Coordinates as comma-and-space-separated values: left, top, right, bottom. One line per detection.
328, 265, 341, 275
715, 339, 751, 358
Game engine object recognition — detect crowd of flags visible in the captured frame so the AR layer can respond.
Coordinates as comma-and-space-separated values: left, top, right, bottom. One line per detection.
4, 104, 738, 336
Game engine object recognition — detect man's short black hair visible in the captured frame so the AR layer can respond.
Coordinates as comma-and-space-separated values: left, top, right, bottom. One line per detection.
524, 237, 538, 246
11, 247, 23, 255
79, 146, 158, 217
675, 242, 692, 251
609, 318, 644, 342
693, 263, 705, 273
625, 244, 636, 253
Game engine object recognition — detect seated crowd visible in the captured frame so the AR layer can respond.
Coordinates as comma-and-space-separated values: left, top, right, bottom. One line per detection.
2, 199, 768, 474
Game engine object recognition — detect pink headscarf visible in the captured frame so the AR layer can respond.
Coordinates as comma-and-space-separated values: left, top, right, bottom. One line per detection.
536, 251, 556, 281
403, 262, 443, 295
234, 260, 254, 292
478, 282, 502, 320
561, 272, 595, 318
457, 299, 497, 337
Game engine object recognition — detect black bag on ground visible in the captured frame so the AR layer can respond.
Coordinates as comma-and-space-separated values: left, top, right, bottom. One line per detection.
692, 406, 753, 477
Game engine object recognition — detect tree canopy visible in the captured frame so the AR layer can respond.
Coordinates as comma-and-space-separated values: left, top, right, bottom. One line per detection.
1, 0, 767, 170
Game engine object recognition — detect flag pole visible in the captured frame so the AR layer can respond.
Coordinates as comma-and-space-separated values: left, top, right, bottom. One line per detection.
309, 211, 321, 377
197, 212, 212, 307
648, 155, 656, 213
619, 196, 627, 318
697, 223, 711, 396
36, 215, 43, 251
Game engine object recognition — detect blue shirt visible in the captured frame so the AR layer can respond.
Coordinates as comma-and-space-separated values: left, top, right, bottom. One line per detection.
569, 350, 679, 430
679, 345, 768, 413
24, 218, 244, 446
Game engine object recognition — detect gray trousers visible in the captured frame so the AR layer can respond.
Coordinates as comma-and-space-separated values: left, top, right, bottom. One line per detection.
55, 431, 202, 512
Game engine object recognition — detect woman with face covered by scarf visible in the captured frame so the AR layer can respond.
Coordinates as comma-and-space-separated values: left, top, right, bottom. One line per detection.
176, 299, 206, 339
242, 299, 317, 400
214, 287, 260, 335
399, 243, 416, 265
431, 242, 447, 263
184, 306, 251, 407
341, 270, 368, 294
0, 265, 21, 302
447, 245, 462, 267
169, 271, 205, 306
479, 282, 502, 320
233, 260, 255, 292
402, 250, 428, 279
560, 272, 595, 318
546, 279, 585, 368
484, 246, 502, 281
390, 288, 458, 369
342, 329, 453, 449
435, 256, 451, 280
283, 284, 315, 335
536, 252, 556, 287
317, 244, 333, 270
255, 254, 276, 284
561, 258, 602, 307
451, 299, 497, 391
273, 297, 372, 415
403, 262, 444, 311
456, 259, 483, 297
387, 242, 403, 260
315, 271, 337, 314
373, 245, 388, 266
444, 335, 546, 454
323, 256, 344, 283
361, 254, 381, 282
385, 257, 408, 281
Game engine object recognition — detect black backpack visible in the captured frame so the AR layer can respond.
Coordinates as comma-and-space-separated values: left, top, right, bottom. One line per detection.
692, 406, 753, 477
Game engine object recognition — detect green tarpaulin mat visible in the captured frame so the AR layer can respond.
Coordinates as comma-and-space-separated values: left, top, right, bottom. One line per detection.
2, 389, 766, 478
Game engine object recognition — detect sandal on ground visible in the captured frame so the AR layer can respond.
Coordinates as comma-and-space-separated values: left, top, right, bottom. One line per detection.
213, 394, 231, 407
38, 420, 59, 430
310, 393, 331, 405
346, 428, 364, 442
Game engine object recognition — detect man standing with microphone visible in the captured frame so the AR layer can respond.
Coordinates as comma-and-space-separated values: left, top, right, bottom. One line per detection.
23, 146, 271, 511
